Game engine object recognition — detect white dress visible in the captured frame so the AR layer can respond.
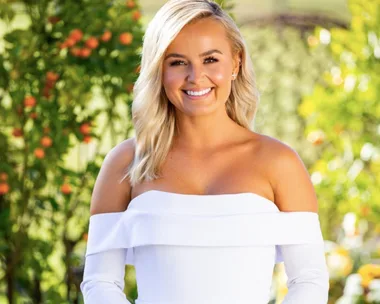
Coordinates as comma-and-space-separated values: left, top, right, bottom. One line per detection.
80, 190, 330, 303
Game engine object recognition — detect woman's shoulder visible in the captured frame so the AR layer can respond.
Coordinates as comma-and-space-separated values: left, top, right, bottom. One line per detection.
253, 132, 289, 148
250, 132, 318, 212
104, 137, 136, 167
89, 137, 136, 216
250, 132, 298, 161
251, 132, 307, 180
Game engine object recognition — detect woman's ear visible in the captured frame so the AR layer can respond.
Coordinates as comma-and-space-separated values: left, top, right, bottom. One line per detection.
232, 52, 241, 76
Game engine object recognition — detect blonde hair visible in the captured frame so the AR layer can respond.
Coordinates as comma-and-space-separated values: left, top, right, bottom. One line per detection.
124, 0, 260, 186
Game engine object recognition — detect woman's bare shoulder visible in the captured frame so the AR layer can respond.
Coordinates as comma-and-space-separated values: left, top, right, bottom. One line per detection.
89, 137, 136, 216
102, 137, 136, 170
245, 132, 295, 157
253, 133, 318, 212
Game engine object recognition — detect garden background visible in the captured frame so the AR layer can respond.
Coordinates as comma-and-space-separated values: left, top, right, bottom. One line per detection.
0, 0, 379, 303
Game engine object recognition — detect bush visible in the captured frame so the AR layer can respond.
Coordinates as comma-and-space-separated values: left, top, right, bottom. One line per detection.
0, 0, 143, 302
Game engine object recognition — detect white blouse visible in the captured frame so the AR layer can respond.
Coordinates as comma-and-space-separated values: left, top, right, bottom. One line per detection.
80, 190, 329, 303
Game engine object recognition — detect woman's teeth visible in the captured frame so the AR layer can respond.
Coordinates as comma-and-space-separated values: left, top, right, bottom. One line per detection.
185, 88, 212, 96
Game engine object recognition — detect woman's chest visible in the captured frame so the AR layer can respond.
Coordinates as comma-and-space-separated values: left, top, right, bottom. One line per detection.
134, 142, 274, 201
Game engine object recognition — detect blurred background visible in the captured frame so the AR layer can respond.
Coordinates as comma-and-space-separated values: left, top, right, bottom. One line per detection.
0, 0, 379, 303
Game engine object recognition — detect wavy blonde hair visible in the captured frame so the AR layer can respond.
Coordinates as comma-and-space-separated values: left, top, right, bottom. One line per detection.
123, 0, 260, 186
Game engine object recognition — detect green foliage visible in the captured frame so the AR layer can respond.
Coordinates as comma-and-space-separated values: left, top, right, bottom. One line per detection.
0, 0, 143, 302
299, 0, 380, 241
297, 3, 380, 300
241, 26, 333, 162
214, 0, 235, 18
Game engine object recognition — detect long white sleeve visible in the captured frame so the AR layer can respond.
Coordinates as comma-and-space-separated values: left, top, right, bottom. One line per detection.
80, 248, 132, 304
280, 242, 330, 303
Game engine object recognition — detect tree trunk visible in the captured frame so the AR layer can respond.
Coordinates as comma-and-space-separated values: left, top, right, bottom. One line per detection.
6, 253, 14, 304
33, 273, 42, 304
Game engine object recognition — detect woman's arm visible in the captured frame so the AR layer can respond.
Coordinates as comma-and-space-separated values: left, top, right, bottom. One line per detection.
80, 138, 135, 303
280, 243, 329, 303
80, 249, 131, 303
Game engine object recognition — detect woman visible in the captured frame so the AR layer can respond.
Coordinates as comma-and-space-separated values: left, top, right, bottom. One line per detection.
80, 0, 329, 303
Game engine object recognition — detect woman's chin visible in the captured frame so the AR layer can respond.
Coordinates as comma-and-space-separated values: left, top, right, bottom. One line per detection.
180, 102, 224, 117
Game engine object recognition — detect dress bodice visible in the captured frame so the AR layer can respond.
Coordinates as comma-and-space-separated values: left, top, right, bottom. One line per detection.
84, 190, 324, 304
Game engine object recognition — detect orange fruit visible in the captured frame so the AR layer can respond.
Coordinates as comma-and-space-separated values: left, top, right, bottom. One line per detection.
82, 233, 88, 241
24, 96, 36, 107
69, 29, 83, 42
29, 112, 38, 119
83, 136, 92, 143
126, 0, 135, 8
46, 71, 59, 82
101, 30, 112, 42
0, 183, 10, 195
65, 38, 76, 47
79, 48, 91, 58
12, 128, 23, 137
119, 32, 133, 45
132, 11, 141, 21
70, 47, 81, 57
61, 183, 72, 195
0, 173, 8, 181
34, 148, 45, 159
40, 136, 53, 147
80, 123, 91, 135
85, 37, 99, 49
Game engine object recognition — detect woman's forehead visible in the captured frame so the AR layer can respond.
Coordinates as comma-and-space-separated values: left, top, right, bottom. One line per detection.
165, 18, 231, 55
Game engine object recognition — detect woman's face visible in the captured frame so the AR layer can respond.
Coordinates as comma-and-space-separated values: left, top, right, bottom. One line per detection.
162, 18, 240, 117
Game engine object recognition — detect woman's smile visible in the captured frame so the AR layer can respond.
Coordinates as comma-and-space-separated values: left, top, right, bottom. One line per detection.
182, 87, 214, 100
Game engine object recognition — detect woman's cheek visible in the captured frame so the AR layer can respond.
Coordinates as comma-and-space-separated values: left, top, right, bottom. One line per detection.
163, 72, 181, 96
208, 65, 230, 84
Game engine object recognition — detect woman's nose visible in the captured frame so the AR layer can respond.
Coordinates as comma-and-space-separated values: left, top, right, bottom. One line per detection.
187, 64, 204, 83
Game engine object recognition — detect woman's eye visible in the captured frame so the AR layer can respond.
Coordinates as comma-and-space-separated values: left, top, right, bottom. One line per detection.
169, 57, 218, 67
169, 60, 186, 66
204, 56, 218, 64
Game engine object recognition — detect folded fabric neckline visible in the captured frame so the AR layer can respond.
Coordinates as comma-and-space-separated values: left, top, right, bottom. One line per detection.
128, 189, 278, 211
85, 190, 323, 265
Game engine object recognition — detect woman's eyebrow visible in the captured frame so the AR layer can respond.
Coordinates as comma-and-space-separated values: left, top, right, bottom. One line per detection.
164, 49, 223, 60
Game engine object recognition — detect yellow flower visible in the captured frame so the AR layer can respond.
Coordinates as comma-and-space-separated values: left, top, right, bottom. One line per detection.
373, 265, 380, 277
358, 264, 380, 285
361, 274, 372, 288
335, 246, 349, 256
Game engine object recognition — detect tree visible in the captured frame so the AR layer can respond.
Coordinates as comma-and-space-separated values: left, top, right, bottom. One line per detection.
0, 0, 143, 302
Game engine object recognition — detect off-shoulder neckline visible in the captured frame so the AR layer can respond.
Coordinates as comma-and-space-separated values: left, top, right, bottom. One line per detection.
90, 190, 321, 219
129, 189, 278, 210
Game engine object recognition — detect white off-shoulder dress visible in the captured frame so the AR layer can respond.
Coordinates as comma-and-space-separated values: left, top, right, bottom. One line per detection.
80, 190, 329, 303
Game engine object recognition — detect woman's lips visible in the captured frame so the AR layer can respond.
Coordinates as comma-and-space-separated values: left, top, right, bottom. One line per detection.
182, 88, 214, 100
